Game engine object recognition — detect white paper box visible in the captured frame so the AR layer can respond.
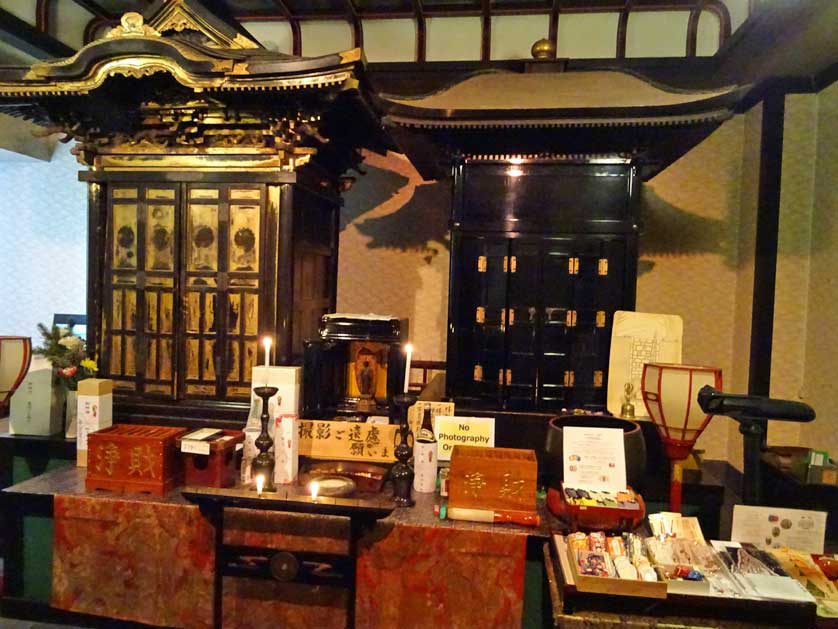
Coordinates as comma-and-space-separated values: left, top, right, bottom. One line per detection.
9, 357, 63, 436
247, 366, 302, 437
274, 415, 299, 485
76, 378, 113, 466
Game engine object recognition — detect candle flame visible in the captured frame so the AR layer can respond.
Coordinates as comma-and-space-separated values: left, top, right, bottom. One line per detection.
404, 343, 413, 354
310, 480, 320, 501
256, 474, 265, 496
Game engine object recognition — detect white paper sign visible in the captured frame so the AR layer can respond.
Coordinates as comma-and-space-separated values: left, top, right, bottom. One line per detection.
607, 311, 683, 418
180, 439, 211, 456
434, 416, 494, 462
731, 505, 827, 554
562, 426, 626, 492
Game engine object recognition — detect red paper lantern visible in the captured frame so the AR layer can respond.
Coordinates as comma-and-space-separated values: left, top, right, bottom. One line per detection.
641, 363, 722, 512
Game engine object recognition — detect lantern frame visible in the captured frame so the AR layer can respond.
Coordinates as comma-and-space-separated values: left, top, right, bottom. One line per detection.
0, 336, 32, 413
641, 362, 722, 512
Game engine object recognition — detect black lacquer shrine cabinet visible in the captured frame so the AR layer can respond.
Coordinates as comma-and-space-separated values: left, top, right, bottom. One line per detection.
446, 161, 639, 411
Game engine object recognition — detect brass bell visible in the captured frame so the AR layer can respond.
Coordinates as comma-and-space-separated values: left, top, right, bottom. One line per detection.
620, 382, 636, 419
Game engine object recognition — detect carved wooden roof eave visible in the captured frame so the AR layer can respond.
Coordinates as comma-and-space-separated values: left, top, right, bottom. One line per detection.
143, 0, 261, 50
375, 75, 749, 129
373, 70, 749, 180
0, 33, 364, 98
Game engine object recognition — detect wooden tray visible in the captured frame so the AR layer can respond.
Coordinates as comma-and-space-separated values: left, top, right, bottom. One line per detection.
554, 535, 666, 599
551, 535, 817, 626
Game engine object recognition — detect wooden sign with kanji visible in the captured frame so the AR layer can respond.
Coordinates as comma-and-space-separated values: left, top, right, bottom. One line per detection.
297, 420, 398, 463
448, 445, 538, 513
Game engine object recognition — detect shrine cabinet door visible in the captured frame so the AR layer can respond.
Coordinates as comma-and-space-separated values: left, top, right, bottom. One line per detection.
182, 184, 265, 401
532, 236, 626, 410
533, 238, 574, 409
503, 238, 541, 409
448, 234, 510, 406
105, 184, 179, 398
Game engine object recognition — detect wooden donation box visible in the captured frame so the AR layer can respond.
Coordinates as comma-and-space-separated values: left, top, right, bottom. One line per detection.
448, 446, 538, 516
0, 2, 385, 425
86, 424, 187, 496
178, 429, 245, 488
303, 314, 407, 419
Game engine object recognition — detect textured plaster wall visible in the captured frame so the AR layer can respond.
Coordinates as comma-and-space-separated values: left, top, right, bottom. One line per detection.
766, 95, 818, 447
800, 81, 838, 453
0, 142, 87, 341
636, 116, 747, 462
337, 151, 451, 362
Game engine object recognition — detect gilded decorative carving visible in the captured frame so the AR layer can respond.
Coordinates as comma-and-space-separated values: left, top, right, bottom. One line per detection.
106, 12, 161, 39
0, 2, 370, 177
148, 2, 260, 50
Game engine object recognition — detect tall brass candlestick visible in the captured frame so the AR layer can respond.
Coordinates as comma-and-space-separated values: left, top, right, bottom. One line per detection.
390, 392, 416, 507
252, 385, 278, 492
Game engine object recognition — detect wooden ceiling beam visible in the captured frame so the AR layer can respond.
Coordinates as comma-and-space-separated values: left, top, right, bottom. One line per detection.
480, 0, 494, 61
345, 0, 364, 48
412, 0, 426, 62
548, 0, 560, 58
0, 6, 75, 59
616, 1, 630, 59
36, 0, 51, 33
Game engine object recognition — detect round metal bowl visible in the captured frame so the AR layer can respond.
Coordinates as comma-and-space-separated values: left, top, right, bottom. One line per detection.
307, 474, 357, 497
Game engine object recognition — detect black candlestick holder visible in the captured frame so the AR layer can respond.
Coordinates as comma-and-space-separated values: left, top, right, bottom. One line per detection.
390, 392, 417, 507
252, 385, 279, 492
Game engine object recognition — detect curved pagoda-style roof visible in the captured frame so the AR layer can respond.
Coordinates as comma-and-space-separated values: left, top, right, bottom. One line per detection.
0, 1, 385, 178
0, 9, 363, 100
377, 69, 749, 180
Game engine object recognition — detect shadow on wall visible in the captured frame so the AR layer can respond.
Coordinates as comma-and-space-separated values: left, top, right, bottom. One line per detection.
340, 162, 410, 229
637, 181, 829, 277
341, 161, 450, 259
637, 183, 733, 275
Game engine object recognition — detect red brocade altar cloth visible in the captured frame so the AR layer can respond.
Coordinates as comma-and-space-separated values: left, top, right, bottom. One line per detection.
42, 468, 544, 628
52, 494, 215, 628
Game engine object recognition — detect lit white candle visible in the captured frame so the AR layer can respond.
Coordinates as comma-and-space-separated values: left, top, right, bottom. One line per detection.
403, 343, 413, 393
256, 474, 265, 496
310, 480, 320, 502
262, 337, 272, 368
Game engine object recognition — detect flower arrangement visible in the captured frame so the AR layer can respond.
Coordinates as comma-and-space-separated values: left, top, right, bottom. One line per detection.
33, 323, 98, 391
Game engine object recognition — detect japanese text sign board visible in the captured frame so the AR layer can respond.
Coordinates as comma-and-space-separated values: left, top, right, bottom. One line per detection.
298, 419, 397, 463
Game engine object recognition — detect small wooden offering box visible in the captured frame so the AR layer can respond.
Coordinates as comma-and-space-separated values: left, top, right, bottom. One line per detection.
448, 445, 537, 513
177, 429, 244, 488
547, 484, 646, 532
86, 424, 187, 496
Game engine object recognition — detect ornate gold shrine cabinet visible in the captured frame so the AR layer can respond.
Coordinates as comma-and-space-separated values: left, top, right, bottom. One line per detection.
0, 1, 384, 421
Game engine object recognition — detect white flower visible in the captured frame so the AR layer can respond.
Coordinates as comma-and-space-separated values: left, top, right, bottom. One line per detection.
58, 335, 83, 351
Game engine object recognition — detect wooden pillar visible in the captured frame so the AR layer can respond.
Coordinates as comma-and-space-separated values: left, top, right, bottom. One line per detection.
748, 91, 785, 445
